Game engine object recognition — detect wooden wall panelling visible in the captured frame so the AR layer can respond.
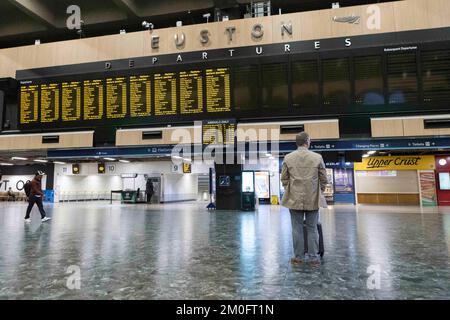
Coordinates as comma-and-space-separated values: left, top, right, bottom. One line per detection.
1, 1, 448, 78
0, 132, 93, 151
304, 121, 340, 139
371, 119, 404, 137
397, 194, 420, 205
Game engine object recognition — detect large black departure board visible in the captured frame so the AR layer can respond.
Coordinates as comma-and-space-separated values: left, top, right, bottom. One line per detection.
20, 84, 39, 124
62, 81, 81, 122
130, 75, 151, 117
106, 77, 127, 119
83, 79, 104, 121
154, 72, 177, 116
206, 68, 231, 113
40, 83, 59, 123
180, 70, 203, 114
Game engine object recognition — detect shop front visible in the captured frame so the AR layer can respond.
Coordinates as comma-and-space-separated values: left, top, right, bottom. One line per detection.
354, 155, 436, 206
324, 162, 356, 204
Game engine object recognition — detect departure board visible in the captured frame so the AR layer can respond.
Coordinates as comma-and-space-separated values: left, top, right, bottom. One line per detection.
20, 84, 39, 124
83, 79, 104, 120
130, 75, 151, 117
202, 119, 236, 145
106, 77, 127, 119
180, 70, 203, 114
206, 68, 231, 113
233, 65, 259, 110
154, 72, 177, 116
62, 81, 81, 121
40, 83, 60, 123
262, 63, 288, 108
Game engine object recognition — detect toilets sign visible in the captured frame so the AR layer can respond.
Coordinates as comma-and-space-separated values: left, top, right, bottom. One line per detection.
354, 156, 435, 171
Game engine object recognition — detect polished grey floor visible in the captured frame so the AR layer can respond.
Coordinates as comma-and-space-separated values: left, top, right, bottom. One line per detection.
0, 201, 449, 300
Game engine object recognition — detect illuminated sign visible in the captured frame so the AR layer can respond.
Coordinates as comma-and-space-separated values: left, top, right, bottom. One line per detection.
72, 164, 80, 174
354, 156, 435, 171
183, 163, 192, 174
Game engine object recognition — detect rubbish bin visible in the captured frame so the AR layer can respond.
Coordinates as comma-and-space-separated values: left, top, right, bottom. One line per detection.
242, 192, 255, 211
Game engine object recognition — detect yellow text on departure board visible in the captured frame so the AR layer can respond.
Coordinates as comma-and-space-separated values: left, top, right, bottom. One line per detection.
62, 81, 81, 121
130, 75, 151, 117
40, 83, 60, 123
83, 79, 104, 120
154, 73, 177, 116
20, 85, 39, 124
205, 68, 231, 113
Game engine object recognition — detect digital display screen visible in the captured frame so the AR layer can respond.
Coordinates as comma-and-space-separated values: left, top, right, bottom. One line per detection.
255, 171, 270, 199
323, 58, 351, 107
292, 60, 319, 109
206, 68, 231, 113
40, 83, 60, 123
130, 75, 151, 117
154, 72, 177, 116
262, 63, 288, 108
20, 84, 39, 124
83, 79, 104, 121
202, 119, 236, 145
439, 172, 450, 190
242, 171, 255, 193
233, 65, 258, 110
180, 70, 203, 114
106, 77, 127, 119
62, 81, 81, 122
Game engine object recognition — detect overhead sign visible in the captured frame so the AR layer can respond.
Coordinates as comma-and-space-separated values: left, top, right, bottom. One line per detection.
183, 163, 192, 174
354, 155, 435, 171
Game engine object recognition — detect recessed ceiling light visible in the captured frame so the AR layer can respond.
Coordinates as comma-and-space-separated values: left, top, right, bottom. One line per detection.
11, 157, 28, 161
367, 151, 376, 155
53, 161, 66, 165
119, 160, 130, 163
0, 163, 13, 166
33, 159, 48, 163
103, 158, 116, 161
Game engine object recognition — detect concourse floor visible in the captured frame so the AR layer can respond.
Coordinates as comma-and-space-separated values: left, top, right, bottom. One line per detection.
0, 201, 449, 300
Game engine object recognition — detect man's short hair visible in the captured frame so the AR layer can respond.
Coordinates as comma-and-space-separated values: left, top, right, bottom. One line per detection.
296, 131, 310, 147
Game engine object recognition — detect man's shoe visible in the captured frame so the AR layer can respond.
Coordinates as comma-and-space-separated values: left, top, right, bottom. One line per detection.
41, 217, 51, 222
308, 259, 321, 267
290, 257, 304, 265
24, 218, 31, 223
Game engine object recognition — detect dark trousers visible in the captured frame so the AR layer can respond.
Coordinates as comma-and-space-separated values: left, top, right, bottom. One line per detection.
146, 193, 153, 203
25, 195, 46, 219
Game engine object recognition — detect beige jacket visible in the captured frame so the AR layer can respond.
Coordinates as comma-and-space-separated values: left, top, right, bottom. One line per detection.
281, 147, 329, 211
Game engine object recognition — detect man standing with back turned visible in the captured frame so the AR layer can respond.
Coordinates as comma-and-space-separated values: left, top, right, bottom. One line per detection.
281, 132, 328, 265
24, 171, 51, 223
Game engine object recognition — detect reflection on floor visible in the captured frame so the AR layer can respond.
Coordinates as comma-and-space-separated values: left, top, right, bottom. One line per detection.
0, 202, 449, 300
